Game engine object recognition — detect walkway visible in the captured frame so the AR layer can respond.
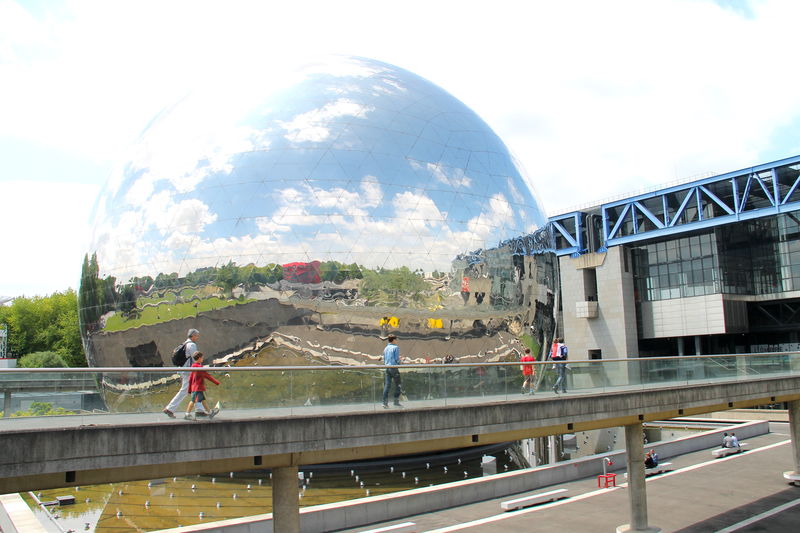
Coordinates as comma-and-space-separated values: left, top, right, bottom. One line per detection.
336, 424, 799, 532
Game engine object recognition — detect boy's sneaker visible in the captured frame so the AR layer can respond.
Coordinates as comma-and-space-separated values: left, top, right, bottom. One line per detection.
183, 413, 195, 420
209, 408, 220, 419
393, 401, 403, 408
382, 403, 390, 409
162, 409, 176, 418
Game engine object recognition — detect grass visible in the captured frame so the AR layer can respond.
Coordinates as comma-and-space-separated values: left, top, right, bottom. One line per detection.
103, 295, 254, 332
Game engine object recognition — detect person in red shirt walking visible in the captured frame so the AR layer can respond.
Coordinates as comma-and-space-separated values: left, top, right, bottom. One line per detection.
520, 348, 536, 395
184, 351, 220, 420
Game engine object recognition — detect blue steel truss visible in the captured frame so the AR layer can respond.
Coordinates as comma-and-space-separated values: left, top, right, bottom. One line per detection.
546, 155, 800, 256
549, 212, 584, 257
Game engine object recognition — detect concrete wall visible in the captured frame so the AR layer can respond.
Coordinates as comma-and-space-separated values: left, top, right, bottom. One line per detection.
150, 419, 769, 533
3, 376, 799, 495
560, 247, 638, 360
640, 294, 727, 338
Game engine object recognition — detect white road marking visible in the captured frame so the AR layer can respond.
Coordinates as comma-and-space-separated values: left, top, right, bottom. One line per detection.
714, 498, 800, 533
425, 486, 624, 532
423, 439, 791, 532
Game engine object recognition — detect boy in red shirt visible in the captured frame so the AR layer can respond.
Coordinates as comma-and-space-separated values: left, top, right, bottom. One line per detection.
520, 348, 536, 395
185, 351, 220, 420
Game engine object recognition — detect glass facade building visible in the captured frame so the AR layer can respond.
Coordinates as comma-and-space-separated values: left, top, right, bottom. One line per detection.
555, 155, 800, 359
632, 213, 800, 302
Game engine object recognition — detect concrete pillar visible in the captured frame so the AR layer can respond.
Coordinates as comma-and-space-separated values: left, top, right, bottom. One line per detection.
617, 423, 660, 533
548, 435, 557, 465
3, 390, 11, 418
783, 400, 800, 485
273, 466, 300, 533
693, 336, 707, 379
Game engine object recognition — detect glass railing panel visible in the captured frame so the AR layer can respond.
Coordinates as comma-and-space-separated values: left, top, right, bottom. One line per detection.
1, 353, 799, 420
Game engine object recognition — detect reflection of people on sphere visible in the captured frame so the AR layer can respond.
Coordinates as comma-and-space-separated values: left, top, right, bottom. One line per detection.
185, 351, 220, 420
382, 335, 403, 408
461, 276, 470, 304
520, 348, 535, 394
474, 364, 487, 395
551, 337, 568, 394
163, 329, 206, 417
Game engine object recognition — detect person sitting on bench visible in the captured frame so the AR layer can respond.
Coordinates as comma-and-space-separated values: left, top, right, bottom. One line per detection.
644, 449, 658, 468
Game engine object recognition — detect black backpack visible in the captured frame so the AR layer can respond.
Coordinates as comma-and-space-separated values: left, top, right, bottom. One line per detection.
171, 342, 188, 367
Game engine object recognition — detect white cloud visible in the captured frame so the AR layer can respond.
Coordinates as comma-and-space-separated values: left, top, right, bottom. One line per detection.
129, 122, 267, 196
5, 0, 800, 295
0, 181, 98, 297
257, 175, 385, 234
279, 99, 373, 143
427, 162, 472, 188
392, 191, 444, 231
467, 194, 514, 237
361, 175, 383, 206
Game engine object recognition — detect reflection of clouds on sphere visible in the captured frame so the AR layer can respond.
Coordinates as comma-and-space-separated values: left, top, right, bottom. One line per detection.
89, 56, 547, 281
81, 56, 557, 370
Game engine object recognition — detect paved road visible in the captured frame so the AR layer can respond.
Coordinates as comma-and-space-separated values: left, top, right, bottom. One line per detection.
338, 423, 800, 532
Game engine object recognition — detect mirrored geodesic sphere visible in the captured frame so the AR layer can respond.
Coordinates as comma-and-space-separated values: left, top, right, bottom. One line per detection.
79, 56, 558, 369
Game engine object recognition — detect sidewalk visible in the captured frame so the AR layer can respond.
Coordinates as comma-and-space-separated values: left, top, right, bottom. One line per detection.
338, 426, 800, 532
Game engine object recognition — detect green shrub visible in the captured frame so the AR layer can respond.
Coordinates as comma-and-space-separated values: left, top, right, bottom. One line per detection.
18, 351, 68, 368
11, 401, 74, 417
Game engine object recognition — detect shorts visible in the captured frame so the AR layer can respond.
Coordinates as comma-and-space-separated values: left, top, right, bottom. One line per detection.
191, 391, 206, 403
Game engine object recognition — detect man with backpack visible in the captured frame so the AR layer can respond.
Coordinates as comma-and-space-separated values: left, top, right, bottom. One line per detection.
551, 337, 568, 394
163, 328, 206, 418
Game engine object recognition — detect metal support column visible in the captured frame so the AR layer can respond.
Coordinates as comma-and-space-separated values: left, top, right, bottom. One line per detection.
783, 400, 800, 484
273, 465, 300, 533
617, 423, 660, 533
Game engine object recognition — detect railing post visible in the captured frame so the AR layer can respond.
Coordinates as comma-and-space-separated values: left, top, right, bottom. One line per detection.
273, 465, 300, 533
617, 422, 661, 533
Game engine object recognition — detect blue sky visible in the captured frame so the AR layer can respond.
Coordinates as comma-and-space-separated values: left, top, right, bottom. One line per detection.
1, 0, 799, 297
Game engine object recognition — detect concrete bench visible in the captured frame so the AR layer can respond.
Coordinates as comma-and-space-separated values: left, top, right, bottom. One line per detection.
712, 443, 749, 458
624, 462, 672, 478
359, 522, 416, 533
500, 488, 568, 511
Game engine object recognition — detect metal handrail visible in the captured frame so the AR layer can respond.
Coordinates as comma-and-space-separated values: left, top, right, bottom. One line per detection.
0, 351, 795, 373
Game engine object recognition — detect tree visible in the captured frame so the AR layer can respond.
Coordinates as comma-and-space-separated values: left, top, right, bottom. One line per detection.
216, 261, 241, 297
0, 291, 86, 366
320, 261, 340, 282
360, 266, 431, 305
